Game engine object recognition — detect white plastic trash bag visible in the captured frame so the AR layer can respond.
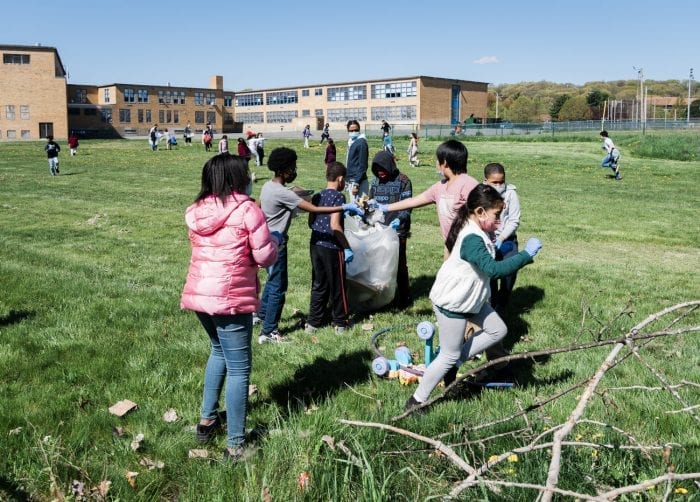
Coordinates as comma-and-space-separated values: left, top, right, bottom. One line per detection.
345, 216, 399, 311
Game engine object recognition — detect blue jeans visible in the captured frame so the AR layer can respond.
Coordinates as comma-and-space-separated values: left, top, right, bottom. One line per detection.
258, 236, 288, 335
601, 150, 619, 167
196, 312, 252, 448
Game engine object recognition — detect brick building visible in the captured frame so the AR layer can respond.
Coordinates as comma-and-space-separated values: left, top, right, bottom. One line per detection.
0, 44, 68, 140
1, 44, 489, 140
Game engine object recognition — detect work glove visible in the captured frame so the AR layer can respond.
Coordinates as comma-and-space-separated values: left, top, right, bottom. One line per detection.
389, 218, 401, 230
342, 202, 364, 216
270, 231, 284, 245
344, 248, 354, 263
524, 238, 542, 258
499, 240, 515, 255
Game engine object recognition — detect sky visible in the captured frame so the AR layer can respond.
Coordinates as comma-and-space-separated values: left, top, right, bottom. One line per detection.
4, 0, 697, 91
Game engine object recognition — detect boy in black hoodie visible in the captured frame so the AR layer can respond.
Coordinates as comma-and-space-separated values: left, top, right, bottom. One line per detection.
369, 151, 413, 308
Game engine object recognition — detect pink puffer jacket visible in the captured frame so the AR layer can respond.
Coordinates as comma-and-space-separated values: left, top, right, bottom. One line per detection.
180, 193, 278, 315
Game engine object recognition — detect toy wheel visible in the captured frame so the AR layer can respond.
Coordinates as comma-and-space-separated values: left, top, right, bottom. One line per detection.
372, 357, 390, 376
416, 321, 435, 340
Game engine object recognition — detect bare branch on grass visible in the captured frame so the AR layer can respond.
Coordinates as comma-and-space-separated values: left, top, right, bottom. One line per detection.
596, 472, 700, 499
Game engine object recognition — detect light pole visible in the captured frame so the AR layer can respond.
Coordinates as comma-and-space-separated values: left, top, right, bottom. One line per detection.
688, 68, 694, 124
633, 66, 643, 126
495, 92, 499, 119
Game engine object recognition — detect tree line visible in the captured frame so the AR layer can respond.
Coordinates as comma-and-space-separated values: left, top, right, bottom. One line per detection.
488, 79, 699, 122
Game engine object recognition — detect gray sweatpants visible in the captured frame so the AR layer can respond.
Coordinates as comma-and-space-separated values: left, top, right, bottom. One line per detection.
412, 303, 507, 403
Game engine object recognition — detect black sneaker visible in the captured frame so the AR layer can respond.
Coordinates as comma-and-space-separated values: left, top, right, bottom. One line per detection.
443, 366, 458, 387
195, 411, 226, 443
404, 395, 425, 413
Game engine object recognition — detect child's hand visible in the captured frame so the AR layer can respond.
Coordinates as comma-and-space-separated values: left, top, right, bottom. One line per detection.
344, 248, 354, 263
342, 202, 364, 216
524, 238, 542, 257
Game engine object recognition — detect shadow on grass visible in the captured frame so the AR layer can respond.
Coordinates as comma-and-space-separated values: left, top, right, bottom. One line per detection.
0, 475, 30, 501
267, 349, 373, 418
0, 310, 34, 327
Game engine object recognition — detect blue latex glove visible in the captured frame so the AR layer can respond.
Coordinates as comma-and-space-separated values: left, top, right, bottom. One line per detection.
342, 202, 364, 216
524, 237, 542, 257
499, 240, 515, 255
389, 218, 400, 230
344, 248, 354, 263
269, 231, 284, 245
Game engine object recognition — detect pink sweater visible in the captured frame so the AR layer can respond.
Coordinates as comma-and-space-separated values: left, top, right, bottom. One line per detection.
180, 193, 278, 315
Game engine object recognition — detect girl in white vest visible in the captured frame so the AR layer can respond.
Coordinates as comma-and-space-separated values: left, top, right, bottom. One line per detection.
405, 184, 543, 410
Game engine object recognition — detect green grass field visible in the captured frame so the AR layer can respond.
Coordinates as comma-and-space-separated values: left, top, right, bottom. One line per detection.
1, 133, 698, 500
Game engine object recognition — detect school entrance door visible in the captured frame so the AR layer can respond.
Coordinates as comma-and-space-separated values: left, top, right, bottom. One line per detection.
451, 85, 460, 125
316, 117, 325, 130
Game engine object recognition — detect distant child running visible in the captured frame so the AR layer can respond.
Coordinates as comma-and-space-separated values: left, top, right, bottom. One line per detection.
218, 135, 229, 154
484, 163, 521, 315
68, 133, 79, 156
257, 148, 363, 344
369, 150, 413, 307
405, 185, 542, 411
237, 137, 251, 162
600, 130, 621, 180
45, 135, 61, 176
320, 123, 330, 144
325, 138, 336, 167
305, 162, 355, 335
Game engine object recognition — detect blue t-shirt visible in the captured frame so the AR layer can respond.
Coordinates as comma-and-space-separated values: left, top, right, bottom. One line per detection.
309, 189, 345, 250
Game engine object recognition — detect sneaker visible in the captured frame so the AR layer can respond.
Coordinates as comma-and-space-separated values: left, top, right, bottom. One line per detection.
304, 323, 318, 335
195, 411, 226, 443
252, 313, 262, 325
404, 395, 425, 413
443, 366, 458, 387
222, 446, 245, 463
334, 325, 347, 335
258, 329, 286, 344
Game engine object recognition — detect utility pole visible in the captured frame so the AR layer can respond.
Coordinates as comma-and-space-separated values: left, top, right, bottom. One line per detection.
633, 66, 643, 128
688, 68, 694, 124
495, 93, 499, 119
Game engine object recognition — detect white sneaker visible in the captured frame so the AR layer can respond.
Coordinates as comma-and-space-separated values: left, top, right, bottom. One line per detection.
258, 330, 286, 344
252, 314, 262, 325
304, 323, 318, 335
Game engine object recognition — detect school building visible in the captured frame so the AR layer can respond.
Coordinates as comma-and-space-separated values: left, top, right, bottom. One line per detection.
1, 44, 488, 140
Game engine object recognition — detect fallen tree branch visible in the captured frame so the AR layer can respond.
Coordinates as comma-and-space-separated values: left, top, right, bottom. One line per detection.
596, 472, 700, 500
338, 419, 477, 476
603, 381, 700, 392
665, 404, 700, 415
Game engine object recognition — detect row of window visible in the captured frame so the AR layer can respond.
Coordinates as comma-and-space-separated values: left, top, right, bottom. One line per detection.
1, 130, 32, 139
3, 54, 30, 64
234, 105, 416, 124
3, 105, 30, 120
72, 88, 232, 106
235, 81, 417, 106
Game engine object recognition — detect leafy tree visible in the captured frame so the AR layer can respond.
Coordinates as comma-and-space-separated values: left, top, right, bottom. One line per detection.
690, 98, 700, 118
587, 90, 610, 119
550, 95, 570, 120
509, 96, 538, 122
558, 95, 592, 121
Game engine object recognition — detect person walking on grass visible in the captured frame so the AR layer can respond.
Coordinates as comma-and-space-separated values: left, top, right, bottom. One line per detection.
180, 154, 281, 462
407, 132, 419, 166
257, 148, 363, 344
345, 119, 369, 198
304, 162, 356, 335
320, 123, 330, 144
303, 124, 312, 149
45, 135, 61, 176
68, 133, 79, 156
600, 130, 621, 180
149, 124, 158, 151
218, 134, 229, 154
324, 138, 336, 168
404, 185, 542, 412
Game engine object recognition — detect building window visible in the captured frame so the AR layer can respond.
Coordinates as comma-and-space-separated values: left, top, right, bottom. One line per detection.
315, 88, 323, 96
371, 105, 417, 121
3, 54, 30, 64
124, 88, 135, 103
75, 89, 87, 104
266, 91, 298, 105
137, 109, 144, 123
20, 105, 29, 120
5, 105, 15, 120
100, 109, 112, 123
103, 88, 111, 103
68, 107, 81, 116
119, 109, 131, 122
302, 89, 310, 97
159, 110, 165, 123
21, 130, 31, 139
302, 109, 310, 117
206, 111, 216, 124
235, 93, 263, 107
166, 110, 172, 123
224, 112, 234, 124
137, 89, 149, 103
327, 85, 367, 102
266, 110, 298, 123
236, 112, 264, 123
327, 107, 367, 123
195, 111, 205, 123
7, 130, 17, 139
158, 91, 172, 104
84, 108, 97, 116
173, 111, 179, 123
315, 109, 324, 117
194, 92, 204, 106
371, 81, 417, 99
205, 92, 216, 106
145, 110, 151, 123
224, 95, 233, 107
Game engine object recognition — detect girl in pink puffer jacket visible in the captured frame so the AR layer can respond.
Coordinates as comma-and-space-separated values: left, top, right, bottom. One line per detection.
180, 153, 279, 461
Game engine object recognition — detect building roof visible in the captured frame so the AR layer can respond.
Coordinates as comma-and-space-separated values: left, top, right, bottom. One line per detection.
0, 44, 66, 76
233, 75, 489, 94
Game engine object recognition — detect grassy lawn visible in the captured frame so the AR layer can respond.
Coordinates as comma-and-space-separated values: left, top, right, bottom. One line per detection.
0, 133, 698, 500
